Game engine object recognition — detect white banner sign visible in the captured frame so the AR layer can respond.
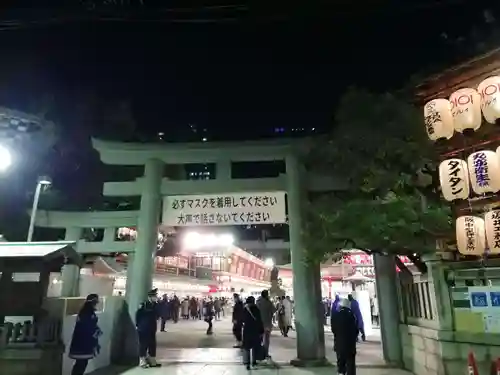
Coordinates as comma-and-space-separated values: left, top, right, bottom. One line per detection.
163, 192, 287, 226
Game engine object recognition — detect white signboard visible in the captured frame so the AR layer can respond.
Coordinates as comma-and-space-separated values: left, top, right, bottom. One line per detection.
163, 192, 286, 226
467, 286, 500, 333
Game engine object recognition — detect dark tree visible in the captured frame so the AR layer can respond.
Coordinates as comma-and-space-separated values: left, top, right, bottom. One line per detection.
303, 87, 451, 262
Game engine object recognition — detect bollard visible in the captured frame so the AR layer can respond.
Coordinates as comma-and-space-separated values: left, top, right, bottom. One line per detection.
468, 352, 479, 375
491, 358, 500, 375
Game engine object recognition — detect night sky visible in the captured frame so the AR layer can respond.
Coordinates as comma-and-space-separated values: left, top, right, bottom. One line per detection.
0, 0, 492, 138
0, 0, 497, 238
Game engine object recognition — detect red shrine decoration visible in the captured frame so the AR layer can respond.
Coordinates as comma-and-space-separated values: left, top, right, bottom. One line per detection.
341, 251, 413, 278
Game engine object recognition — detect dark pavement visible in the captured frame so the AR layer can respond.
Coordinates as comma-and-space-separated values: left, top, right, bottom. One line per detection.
154, 316, 385, 366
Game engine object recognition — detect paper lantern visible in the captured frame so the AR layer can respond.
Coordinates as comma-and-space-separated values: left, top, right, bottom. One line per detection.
495, 146, 500, 164
478, 76, 500, 124
438, 159, 470, 201
423, 99, 454, 141
485, 210, 500, 254
467, 150, 500, 194
449, 88, 482, 132
456, 216, 486, 256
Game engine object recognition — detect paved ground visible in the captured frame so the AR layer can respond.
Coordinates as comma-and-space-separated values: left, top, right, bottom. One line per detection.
152, 317, 384, 366
89, 364, 411, 375
88, 317, 388, 375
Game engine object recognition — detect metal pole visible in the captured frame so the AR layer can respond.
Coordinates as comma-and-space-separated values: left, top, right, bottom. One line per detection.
27, 182, 42, 242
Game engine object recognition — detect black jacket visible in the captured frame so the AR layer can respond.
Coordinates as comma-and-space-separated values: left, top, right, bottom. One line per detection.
242, 303, 264, 349
136, 301, 159, 333
232, 300, 244, 323
331, 307, 358, 354
204, 301, 215, 318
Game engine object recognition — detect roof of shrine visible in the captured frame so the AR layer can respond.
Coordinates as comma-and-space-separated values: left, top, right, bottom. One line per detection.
0, 241, 82, 265
415, 47, 500, 104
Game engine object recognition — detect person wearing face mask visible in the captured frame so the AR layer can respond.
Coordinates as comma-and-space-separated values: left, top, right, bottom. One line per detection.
232, 293, 244, 348
136, 288, 162, 368
68, 294, 103, 375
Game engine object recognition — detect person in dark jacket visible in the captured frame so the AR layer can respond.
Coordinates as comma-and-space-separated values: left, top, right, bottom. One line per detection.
204, 297, 215, 335
172, 294, 180, 323
190, 297, 198, 320
256, 289, 276, 359
136, 288, 162, 368
69, 294, 102, 375
276, 296, 287, 336
242, 296, 264, 370
331, 298, 359, 375
158, 295, 169, 332
232, 293, 244, 348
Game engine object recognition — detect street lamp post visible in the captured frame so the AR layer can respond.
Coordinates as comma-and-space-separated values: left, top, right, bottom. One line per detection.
27, 176, 51, 242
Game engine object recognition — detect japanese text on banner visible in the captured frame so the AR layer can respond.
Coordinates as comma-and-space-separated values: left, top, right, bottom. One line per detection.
163, 192, 286, 226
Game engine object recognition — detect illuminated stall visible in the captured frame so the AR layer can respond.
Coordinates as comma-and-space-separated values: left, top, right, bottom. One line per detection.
70, 227, 272, 298
278, 250, 415, 299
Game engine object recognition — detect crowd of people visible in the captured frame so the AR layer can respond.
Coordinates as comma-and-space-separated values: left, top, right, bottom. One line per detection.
66, 289, 366, 375
154, 294, 228, 333
231, 290, 294, 370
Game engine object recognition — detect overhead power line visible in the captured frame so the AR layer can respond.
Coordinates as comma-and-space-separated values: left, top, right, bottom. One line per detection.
0, 0, 494, 30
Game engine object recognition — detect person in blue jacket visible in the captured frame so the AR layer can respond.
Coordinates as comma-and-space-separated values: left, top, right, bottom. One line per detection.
331, 294, 340, 316
69, 294, 102, 375
348, 294, 366, 341
136, 288, 162, 368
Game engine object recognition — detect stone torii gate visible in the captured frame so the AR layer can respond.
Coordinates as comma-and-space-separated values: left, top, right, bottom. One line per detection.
31, 137, 402, 366
91, 137, 334, 364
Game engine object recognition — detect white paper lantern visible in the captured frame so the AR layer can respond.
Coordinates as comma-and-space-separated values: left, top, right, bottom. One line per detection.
449, 88, 482, 132
456, 216, 486, 256
495, 146, 500, 164
467, 150, 500, 194
423, 99, 454, 141
438, 159, 470, 201
478, 76, 500, 124
485, 210, 500, 254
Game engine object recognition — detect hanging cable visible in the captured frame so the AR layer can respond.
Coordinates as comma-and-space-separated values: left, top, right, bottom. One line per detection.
0, 0, 492, 30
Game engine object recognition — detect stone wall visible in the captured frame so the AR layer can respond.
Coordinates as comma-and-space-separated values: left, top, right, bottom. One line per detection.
401, 324, 500, 375
0, 346, 63, 375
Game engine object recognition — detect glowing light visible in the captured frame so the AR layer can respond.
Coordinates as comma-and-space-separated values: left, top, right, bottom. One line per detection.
264, 258, 275, 268
183, 232, 203, 250
38, 175, 52, 185
0, 145, 11, 172
219, 234, 234, 246
182, 231, 234, 251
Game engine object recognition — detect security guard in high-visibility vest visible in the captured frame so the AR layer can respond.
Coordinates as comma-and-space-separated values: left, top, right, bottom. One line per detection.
136, 288, 162, 368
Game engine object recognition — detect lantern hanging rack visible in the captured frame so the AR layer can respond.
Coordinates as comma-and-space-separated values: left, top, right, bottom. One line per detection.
439, 132, 500, 159
415, 48, 500, 103
455, 196, 500, 215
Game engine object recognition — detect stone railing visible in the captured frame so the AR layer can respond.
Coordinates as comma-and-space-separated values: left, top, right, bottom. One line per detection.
0, 317, 62, 349
0, 318, 64, 375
